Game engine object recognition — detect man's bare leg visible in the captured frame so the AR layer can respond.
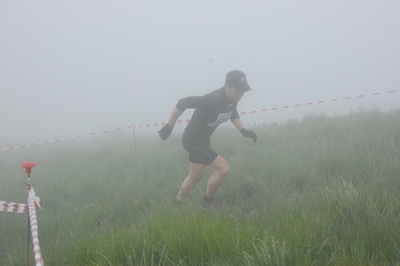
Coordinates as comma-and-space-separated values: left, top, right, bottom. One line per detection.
175, 162, 207, 202
205, 155, 230, 198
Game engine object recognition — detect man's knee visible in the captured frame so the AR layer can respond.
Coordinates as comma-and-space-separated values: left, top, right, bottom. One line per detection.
218, 164, 230, 177
210, 156, 230, 177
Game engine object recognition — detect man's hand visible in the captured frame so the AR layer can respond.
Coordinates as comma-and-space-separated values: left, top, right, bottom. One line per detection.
240, 128, 257, 143
158, 124, 174, 140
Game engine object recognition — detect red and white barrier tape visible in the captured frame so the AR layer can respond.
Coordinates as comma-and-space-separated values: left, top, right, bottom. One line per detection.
28, 197, 44, 266
1, 89, 398, 152
2, 187, 44, 265
0, 200, 28, 213
238, 89, 398, 115
0, 125, 135, 151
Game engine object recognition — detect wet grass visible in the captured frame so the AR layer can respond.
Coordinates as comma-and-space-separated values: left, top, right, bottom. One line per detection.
1, 108, 400, 265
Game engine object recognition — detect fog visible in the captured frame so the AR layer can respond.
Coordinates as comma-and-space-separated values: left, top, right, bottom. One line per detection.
1, 1, 399, 146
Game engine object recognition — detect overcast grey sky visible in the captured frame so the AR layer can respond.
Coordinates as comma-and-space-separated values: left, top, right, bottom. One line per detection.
1, 1, 399, 144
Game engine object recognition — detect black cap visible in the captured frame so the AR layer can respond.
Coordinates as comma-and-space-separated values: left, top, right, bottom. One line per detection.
225, 70, 252, 93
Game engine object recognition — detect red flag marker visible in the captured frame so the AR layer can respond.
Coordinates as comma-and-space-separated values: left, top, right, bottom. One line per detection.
21, 161, 36, 175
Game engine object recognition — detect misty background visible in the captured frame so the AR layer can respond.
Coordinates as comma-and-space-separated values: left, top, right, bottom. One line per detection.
1, 1, 399, 146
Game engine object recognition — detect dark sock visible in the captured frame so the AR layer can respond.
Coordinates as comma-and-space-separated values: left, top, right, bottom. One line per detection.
203, 195, 215, 203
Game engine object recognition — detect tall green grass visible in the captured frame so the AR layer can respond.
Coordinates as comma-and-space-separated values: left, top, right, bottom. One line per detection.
1, 108, 400, 265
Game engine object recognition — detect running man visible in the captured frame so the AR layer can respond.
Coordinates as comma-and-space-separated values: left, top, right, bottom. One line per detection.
158, 70, 257, 207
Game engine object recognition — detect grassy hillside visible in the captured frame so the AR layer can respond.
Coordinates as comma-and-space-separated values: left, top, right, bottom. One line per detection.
1, 108, 400, 265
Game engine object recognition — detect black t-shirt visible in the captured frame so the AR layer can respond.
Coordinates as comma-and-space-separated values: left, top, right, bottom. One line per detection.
176, 87, 240, 139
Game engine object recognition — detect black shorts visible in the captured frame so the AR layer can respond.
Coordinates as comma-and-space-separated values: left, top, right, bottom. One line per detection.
182, 132, 218, 165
